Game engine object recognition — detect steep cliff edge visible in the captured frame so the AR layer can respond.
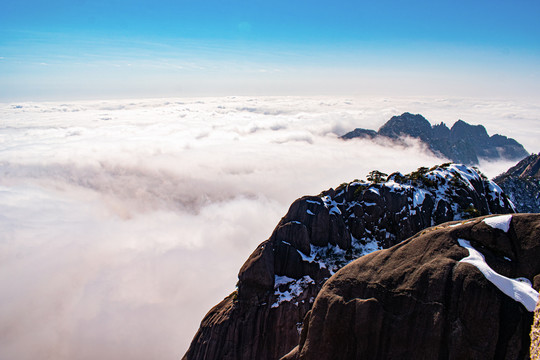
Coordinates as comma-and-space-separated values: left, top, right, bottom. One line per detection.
494, 153, 540, 213
284, 214, 540, 360
182, 164, 515, 360
533, 301, 540, 360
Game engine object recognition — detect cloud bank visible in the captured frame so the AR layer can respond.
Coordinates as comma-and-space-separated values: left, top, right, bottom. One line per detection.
0, 96, 538, 359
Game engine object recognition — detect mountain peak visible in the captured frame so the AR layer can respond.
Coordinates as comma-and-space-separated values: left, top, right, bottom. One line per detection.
378, 112, 432, 141
183, 163, 517, 360
450, 119, 489, 140
341, 113, 528, 165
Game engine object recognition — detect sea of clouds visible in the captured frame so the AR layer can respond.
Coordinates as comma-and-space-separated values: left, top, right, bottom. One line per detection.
0, 96, 538, 359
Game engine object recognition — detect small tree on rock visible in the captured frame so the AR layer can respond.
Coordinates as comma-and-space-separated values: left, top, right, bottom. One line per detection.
367, 170, 388, 184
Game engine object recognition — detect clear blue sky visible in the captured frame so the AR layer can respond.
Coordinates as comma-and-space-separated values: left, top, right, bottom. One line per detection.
1, 0, 540, 100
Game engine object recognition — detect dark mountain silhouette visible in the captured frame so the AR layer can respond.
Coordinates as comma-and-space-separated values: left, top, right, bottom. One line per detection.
341, 112, 529, 165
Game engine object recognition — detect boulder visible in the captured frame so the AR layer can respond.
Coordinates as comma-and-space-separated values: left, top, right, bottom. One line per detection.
284, 214, 540, 360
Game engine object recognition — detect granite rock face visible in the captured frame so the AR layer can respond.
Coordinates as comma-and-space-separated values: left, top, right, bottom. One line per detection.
532, 301, 540, 360
182, 164, 516, 360
284, 214, 540, 360
495, 153, 540, 213
341, 113, 529, 165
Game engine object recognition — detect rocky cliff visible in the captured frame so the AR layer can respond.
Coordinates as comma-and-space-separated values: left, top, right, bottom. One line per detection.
533, 301, 540, 359
341, 113, 529, 165
283, 213, 540, 360
494, 153, 540, 213
182, 163, 516, 360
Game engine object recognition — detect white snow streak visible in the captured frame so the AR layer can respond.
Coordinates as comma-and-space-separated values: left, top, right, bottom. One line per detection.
458, 239, 539, 312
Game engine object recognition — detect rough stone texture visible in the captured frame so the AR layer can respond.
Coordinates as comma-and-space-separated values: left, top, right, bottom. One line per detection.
341, 112, 529, 165
533, 301, 540, 360
495, 153, 540, 213
182, 164, 515, 360
284, 214, 540, 360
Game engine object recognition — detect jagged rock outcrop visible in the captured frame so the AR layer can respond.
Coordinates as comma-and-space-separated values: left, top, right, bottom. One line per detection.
284, 214, 540, 360
182, 164, 515, 360
341, 112, 529, 165
532, 301, 540, 359
495, 153, 540, 213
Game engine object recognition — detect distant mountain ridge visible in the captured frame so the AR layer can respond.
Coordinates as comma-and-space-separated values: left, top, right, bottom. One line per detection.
342, 112, 529, 165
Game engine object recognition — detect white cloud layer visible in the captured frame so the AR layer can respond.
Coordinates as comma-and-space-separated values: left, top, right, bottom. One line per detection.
0, 96, 538, 359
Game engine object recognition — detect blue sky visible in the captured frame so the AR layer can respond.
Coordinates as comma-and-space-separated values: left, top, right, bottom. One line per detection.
1, 0, 540, 100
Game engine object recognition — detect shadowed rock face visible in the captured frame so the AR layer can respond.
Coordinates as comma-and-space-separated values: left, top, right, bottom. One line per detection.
341, 112, 529, 165
283, 214, 540, 360
182, 164, 515, 360
495, 153, 540, 213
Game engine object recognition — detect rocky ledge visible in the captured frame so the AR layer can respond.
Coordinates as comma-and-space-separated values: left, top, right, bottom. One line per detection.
182, 163, 516, 360
283, 213, 540, 360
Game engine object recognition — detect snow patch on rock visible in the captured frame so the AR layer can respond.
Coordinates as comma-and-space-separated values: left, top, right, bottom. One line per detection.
458, 238, 539, 312
482, 214, 512, 232
413, 189, 428, 207
272, 275, 315, 308
321, 195, 342, 215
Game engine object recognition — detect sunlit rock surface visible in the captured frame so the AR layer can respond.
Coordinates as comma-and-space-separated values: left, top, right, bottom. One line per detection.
284, 214, 539, 360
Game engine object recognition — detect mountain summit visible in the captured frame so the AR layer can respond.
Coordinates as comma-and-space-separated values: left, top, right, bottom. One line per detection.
342, 113, 528, 165
182, 163, 518, 360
